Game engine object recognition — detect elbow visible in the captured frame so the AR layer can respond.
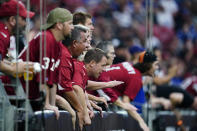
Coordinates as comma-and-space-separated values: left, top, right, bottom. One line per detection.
73, 85, 84, 94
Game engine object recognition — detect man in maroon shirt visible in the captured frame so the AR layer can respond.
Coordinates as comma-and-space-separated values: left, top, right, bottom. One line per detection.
94, 41, 159, 131
20, 8, 73, 119
72, 48, 108, 125
0, 0, 34, 75
103, 53, 158, 131
58, 25, 91, 130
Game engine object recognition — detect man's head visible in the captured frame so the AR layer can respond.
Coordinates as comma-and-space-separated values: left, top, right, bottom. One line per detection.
0, 0, 34, 18
42, 8, 73, 40
153, 47, 162, 62
0, 0, 35, 34
133, 51, 158, 76
84, 48, 107, 78
73, 12, 94, 32
62, 25, 90, 58
96, 41, 116, 65
129, 44, 145, 64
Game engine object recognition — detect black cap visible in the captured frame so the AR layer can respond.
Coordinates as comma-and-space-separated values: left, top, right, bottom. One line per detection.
139, 51, 157, 63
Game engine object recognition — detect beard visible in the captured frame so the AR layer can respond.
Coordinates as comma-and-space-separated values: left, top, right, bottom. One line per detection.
64, 33, 71, 40
12, 25, 25, 36
62, 33, 72, 46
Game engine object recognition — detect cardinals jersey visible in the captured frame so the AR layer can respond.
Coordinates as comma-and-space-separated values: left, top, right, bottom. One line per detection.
72, 60, 88, 91
58, 44, 74, 94
101, 62, 142, 100
0, 22, 10, 59
20, 30, 61, 99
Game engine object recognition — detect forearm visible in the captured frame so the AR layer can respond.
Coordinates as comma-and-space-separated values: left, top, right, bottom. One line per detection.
85, 92, 93, 110
73, 85, 89, 113
122, 95, 130, 103
122, 95, 148, 130
63, 90, 83, 112
153, 75, 173, 86
42, 84, 57, 107
56, 95, 75, 115
87, 80, 107, 90
44, 84, 50, 107
127, 110, 147, 127
114, 98, 125, 108
49, 84, 57, 106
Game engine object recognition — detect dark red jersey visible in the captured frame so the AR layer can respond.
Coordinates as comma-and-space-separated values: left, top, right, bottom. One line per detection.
100, 62, 142, 100
58, 44, 74, 94
72, 60, 88, 91
0, 22, 10, 59
20, 30, 61, 99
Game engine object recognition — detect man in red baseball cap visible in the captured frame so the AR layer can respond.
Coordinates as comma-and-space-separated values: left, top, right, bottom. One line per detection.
0, 0, 34, 75
0, 0, 35, 18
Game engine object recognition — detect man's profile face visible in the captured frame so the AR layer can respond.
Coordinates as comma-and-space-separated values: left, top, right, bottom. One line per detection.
62, 20, 74, 37
92, 56, 107, 78
107, 45, 116, 65
74, 31, 90, 58
147, 61, 159, 77
85, 18, 94, 32
12, 16, 26, 35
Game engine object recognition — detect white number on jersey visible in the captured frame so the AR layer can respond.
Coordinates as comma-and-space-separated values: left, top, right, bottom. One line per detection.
105, 66, 120, 72
42, 57, 60, 71
122, 62, 136, 74
42, 57, 50, 69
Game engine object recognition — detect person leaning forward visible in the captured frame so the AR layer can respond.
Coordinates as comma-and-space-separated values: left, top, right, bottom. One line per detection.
19, 7, 73, 119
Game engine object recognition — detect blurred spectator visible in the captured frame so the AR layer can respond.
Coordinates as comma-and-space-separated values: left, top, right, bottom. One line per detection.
113, 43, 131, 64
28, 14, 41, 42
181, 68, 197, 96
112, 0, 132, 28
129, 44, 145, 64
0, 0, 34, 75
132, 0, 146, 25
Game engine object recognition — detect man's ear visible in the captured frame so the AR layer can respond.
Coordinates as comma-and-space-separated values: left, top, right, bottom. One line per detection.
56, 22, 63, 30
89, 60, 96, 67
8, 16, 16, 27
72, 40, 78, 48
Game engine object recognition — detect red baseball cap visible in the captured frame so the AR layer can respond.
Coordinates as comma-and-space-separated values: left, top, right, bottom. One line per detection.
0, 0, 35, 18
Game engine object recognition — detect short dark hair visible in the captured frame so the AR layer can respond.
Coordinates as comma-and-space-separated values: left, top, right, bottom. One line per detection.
133, 62, 153, 74
73, 12, 92, 25
96, 41, 113, 54
84, 48, 107, 64
62, 26, 87, 46
0, 16, 16, 22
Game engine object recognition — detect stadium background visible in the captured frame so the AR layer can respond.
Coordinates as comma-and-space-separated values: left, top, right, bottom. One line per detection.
1, 0, 197, 131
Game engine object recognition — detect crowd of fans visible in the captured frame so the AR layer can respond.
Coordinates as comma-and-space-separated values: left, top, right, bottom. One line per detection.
1, 0, 197, 131
26, 0, 197, 80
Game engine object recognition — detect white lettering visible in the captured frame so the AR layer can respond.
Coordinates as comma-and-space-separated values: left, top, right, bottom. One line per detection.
122, 62, 136, 74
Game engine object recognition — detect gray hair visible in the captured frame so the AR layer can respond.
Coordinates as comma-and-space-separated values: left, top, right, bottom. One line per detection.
62, 25, 87, 46
96, 41, 113, 54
